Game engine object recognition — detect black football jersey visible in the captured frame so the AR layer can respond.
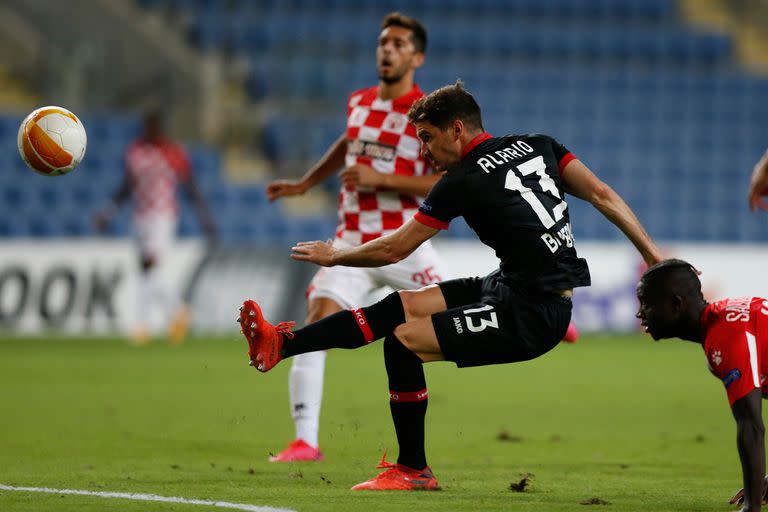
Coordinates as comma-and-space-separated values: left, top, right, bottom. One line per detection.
415, 133, 591, 293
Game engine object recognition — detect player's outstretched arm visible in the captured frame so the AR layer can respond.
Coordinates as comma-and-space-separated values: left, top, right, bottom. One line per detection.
266, 133, 348, 202
341, 163, 444, 197
729, 389, 766, 512
291, 218, 438, 268
184, 173, 218, 242
93, 172, 131, 232
561, 159, 663, 266
748, 150, 768, 213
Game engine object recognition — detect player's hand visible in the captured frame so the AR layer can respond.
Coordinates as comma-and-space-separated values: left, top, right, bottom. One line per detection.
748, 156, 768, 212
93, 211, 110, 232
729, 475, 768, 506
290, 239, 337, 266
748, 182, 768, 213
341, 164, 385, 189
266, 180, 307, 202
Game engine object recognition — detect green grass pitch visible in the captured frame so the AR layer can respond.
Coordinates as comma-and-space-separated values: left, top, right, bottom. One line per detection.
0, 334, 748, 511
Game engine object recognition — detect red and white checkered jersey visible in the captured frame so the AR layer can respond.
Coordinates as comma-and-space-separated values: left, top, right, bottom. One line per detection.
124, 138, 191, 219
702, 297, 768, 405
338, 84, 430, 245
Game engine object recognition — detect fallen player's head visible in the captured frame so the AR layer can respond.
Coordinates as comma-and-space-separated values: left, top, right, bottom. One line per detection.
636, 259, 704, 340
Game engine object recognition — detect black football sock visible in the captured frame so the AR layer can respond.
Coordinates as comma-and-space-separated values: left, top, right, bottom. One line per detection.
281, 291, 406, 358
384, 333, 428, 471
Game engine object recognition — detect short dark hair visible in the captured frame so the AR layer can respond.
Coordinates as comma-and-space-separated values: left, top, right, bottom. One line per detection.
143, 109, 164, 125
640, 259, 702, 300
407, 80, 484, 131
381, 12, 427, 54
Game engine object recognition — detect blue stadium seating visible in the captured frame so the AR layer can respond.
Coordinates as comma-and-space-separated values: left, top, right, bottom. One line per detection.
3, 0, 768, 243
0, 110, 336, 243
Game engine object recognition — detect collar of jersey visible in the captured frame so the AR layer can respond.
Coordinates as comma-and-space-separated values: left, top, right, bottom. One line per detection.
461, 132, 493, 159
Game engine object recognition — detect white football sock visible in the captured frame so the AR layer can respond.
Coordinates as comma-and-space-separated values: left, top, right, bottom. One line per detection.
145, 264, 182, 328
288, 350, 327, 448
137, 269, 153, 331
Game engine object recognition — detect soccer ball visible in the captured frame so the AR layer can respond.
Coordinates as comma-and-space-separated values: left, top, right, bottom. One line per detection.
17, 106, 87, 176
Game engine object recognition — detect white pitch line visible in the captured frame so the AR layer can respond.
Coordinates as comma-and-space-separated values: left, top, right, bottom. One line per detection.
0, 484, 297, 512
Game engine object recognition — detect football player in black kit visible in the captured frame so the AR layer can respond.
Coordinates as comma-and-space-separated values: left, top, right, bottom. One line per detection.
238, 81, 663, 491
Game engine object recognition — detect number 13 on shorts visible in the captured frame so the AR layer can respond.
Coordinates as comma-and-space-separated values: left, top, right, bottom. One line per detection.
463, 304, 498, 332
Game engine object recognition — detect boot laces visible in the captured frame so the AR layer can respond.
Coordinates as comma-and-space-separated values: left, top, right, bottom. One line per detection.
275, 321, 296, 339
374, 449, 398, 470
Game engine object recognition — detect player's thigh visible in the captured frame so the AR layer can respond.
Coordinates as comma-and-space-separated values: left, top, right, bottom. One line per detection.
398, 285, 448, 322
394, 276, 487, 363
306, 296, 343, 323
307, 265, 376, 311
376, 242, 450, 290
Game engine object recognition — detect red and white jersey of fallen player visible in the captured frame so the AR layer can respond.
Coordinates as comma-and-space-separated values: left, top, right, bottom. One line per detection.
124, 137, 190, 219
337, 84, 431, 246
702, 297, 768, 405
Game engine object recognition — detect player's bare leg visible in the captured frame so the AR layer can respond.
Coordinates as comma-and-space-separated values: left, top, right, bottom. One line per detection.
270, 297, 341, 462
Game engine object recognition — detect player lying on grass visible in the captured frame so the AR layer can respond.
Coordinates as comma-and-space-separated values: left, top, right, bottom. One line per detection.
637, 259, 768, 512
239, 81, 662, 491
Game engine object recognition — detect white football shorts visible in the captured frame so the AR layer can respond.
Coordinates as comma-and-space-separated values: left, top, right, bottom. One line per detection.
133, 214, 178, 261
307, 238, 448, 308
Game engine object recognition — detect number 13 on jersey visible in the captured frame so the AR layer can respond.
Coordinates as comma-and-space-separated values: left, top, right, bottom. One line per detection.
504, 155, 574, 253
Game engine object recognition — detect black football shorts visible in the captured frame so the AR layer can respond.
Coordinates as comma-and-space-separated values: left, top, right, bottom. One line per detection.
432, 269, 572, 368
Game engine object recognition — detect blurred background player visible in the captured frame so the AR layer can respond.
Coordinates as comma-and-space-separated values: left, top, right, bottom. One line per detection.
263, 12, 450, 463
94, 110, 217, 344
636, 259, 768, 512
749, 149, 768, 213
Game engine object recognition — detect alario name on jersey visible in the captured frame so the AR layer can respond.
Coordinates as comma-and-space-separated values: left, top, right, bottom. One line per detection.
476, 140, 535, 173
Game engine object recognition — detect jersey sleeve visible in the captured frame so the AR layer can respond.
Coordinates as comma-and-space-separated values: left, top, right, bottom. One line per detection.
171, 145, 192, 182
707, 325, 762, 406
549, 136, 576, 175
414, 173, 463, 230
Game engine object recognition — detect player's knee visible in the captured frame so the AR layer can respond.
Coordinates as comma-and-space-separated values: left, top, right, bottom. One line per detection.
393, 323, 418, 352
397, 290, 425, 321
306, 298, 341, 323
305, 307, 328, 324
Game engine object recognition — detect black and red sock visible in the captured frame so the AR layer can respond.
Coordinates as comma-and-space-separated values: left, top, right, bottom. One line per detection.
384, 333, 428, 471
280, 291, 405, 358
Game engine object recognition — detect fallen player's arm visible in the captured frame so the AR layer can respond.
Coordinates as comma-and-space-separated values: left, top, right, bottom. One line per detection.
730, 389, 766, 512
291, 218, 438, 268
748, 149, 768, 212
561, 159, 663, 266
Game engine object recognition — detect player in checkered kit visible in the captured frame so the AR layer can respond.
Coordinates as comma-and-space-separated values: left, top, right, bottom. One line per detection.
264, 13, 451, 462
95, 111, 216, 344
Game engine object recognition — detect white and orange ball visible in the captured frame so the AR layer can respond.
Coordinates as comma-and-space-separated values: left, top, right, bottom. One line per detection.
17, 106, 87, 176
